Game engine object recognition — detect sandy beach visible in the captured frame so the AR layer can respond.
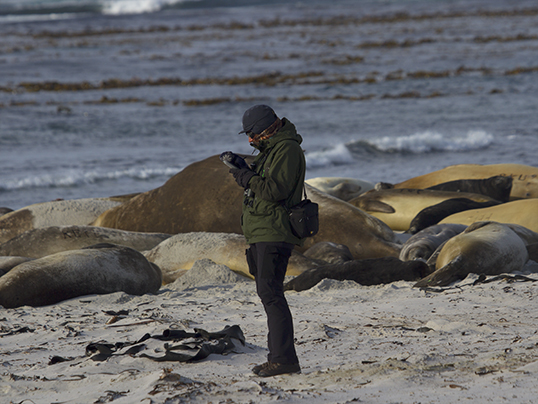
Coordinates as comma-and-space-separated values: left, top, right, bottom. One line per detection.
2, 1, 538, 402
3, 258, 538, 404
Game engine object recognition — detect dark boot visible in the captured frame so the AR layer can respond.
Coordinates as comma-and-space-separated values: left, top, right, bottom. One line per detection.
258, 362, 301, 377
252, 361, 271, 375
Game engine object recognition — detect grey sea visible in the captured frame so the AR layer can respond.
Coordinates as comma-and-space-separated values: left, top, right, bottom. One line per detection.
1, 0, 537, 210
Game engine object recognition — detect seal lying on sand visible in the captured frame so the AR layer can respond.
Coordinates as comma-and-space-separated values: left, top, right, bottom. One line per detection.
0, 207, 14, 217
93, 155, 401, 260
0, 244, 162, 308
348, 188, 498, 232
440, 199, 538, 233
143, 232, 326, 283
399, 224, 468, 262
0, 198, 123, 245
389, 163, 538, 200
0, 225, 171, 259
0, 257, 34, 277
407, 198, 500, 235
528, 243, 538, 263
302, 242, 353, 264
425, 175, 512, 202
424, 223, 538, 272
414, 221, 529, 288
305, 177, 374, 201
284, 257, 430, 292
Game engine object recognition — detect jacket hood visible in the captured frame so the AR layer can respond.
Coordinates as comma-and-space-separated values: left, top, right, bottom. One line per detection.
253, 118, 303, 152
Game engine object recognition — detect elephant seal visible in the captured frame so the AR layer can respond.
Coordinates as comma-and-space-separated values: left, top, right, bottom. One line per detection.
284, 257, 430, 292
391, 163, 538, 200
399, 224, 467, 262
305, 177, 374, 201
143, 232, 324, 283
0, 257, 34, 277
0, 207, 14, 217
419, 221, 538, 270
303, 242, 353, 264
167, 258, 249, 291
92, 154, 401, 260
0, 225, 171, 259
302, 186, 401, 258
424, 222, 538, 278
426, 175, 512, 202
407, 198, 500, 234
504, 223, 538, 246
348, 188, 498, 232
0, 244, 162, 308
527, 243, 538, 263
440, 199, 538, 233
0, 198, 123, 245
414, 221, 529, 288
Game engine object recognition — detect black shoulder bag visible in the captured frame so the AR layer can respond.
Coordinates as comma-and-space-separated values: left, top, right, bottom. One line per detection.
281, 187, 319, 239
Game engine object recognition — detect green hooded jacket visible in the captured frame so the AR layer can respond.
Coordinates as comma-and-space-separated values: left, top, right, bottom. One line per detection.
241, 118, 306, 246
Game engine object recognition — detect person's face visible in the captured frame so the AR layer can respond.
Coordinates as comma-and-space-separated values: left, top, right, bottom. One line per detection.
246, 131, 257, 144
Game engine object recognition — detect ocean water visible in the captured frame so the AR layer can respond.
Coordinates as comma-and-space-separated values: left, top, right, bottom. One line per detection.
1, 0, 537, 210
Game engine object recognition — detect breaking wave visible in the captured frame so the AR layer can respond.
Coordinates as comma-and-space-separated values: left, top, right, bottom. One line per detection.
101, 0, 190, 15
0, 166, 180, 192
0, 0, 197, 19
359, 130, 494, 154
306, 130, 494, 169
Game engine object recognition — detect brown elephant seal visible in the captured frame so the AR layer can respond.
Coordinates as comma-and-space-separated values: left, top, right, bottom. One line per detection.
0, 207, 14, 217
426, 175, 512, 202
440, 199, 538, 233
504, 223, 538, 246
0, 225, 171, 259
167, 258, 249, 291
391, 164, 538, 200
301, 186, 401, 258
0, 257, 34, 277
425, 222, 538, 276
414, 221, 529, 288
348, 188, 498, 232
399, 224, 467, 262
143, 232, 324, 283
0, 244, 162, 308
407, 198, 500, 234
284, 257, 430, 292
0, 198, 123, 245
92, 154, 401, 260
303, 241, 353, 264
305, 177, 374, 201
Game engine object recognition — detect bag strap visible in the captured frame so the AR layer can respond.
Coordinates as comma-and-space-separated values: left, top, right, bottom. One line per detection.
280, 185, 307, 213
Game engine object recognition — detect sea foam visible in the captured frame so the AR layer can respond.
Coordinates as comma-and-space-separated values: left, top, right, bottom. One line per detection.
305, 143, 355, 169
305, 130, 494, 170
364, 130, 494, 154
0, 167, 180, 192
101, 0, 190, 14
0, 0, 195, 18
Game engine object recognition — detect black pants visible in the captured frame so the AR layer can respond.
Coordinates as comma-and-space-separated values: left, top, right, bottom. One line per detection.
246, 242, 298, 365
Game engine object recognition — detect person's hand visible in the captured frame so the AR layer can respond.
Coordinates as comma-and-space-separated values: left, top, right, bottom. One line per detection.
230, 168, 257, 189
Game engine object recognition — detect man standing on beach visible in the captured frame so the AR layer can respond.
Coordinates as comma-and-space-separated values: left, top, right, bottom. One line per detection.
224, 104, 305, 377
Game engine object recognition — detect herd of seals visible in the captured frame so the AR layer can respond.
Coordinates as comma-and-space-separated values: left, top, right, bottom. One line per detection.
1, 156, 537, 307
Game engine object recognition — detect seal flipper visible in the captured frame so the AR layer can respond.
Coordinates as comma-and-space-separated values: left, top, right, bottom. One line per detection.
360, 200, 396, 214
414, 256, 467, 288
284, 266, 328, 292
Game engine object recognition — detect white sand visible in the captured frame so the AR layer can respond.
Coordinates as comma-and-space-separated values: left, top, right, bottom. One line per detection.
2, 259, 538, 404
